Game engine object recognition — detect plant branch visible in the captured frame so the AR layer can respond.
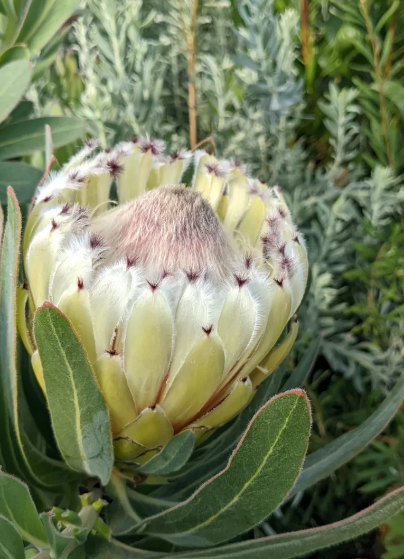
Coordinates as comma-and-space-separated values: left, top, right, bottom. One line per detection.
178, 0, 199, 149
360, 0, 394, 168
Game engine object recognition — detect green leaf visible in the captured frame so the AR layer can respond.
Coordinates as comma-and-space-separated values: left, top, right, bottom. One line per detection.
14, 0, 55, 46
0, 471, 47, 548
0, 117, 84, 160
40, 512, 91, 557
171, 487, 404, 559
0, 162, 43, 203
85, 535, 161, 558
0, 61, 31, 124
139, 390, 311, 548
382, 81, 404, 120
34, 303, 114, 486
282, 338, 320, 391
138, 431, 195, 476
291, 372, 404, 497
25, 0, 80, 54
153, 368, 286, 503
0, 188, 80, 488
0, 46, 30, 66
0, 0, 16, 22
0, 514, 25, 559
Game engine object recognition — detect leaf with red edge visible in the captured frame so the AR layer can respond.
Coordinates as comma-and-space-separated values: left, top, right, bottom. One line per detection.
137, 390, 311, 548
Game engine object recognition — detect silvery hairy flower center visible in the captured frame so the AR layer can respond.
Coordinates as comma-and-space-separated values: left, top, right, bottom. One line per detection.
20, 137, 308, 464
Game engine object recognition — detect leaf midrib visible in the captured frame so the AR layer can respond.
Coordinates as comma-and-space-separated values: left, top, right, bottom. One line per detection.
160, 395, 301, 536
0, 123, 79, 150
45, 311, 89, 474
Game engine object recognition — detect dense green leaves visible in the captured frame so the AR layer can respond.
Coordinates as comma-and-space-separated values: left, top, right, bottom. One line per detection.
139, 391, 311, 547
0, 515, 25, 559
0, 61, 31, 123
34, 304, 113, 486
0, 117, 84, 160
138, 431, 195, 476
0, 162, 43, 203
291, 372, 404, 496
382, 80, 404, 121
0, 471, 47, 548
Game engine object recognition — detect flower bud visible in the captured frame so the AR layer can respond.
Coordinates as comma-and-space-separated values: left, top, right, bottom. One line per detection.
20, 136, 308, 467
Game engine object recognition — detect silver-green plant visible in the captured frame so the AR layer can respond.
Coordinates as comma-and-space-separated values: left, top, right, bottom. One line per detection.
0, 0, 84, 205
1, 130, 404, 558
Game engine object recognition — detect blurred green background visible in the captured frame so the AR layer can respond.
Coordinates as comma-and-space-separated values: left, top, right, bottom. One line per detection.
1, 0, 403, 557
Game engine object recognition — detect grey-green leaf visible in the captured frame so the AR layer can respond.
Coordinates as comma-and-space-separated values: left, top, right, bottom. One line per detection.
382, 80, 404, 120
138, 431, 195, 476
171, 487, 404, 559
85, 535, 160, 559
40, 512, 89, 557
34, 303, 114, 486
0, 61, 31, 124
282, 337, 320, 391
0, 117, 84, 160
139, 390, 311, 548
25, 0, 81, 54
0, 162, 43, 203
0, 188, 80, 488
0, 471, 47, 548
0, 514, 25, 559
291, 371, 404, 497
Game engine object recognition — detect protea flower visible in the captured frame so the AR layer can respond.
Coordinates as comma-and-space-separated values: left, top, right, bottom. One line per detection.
19, 137, 308, 466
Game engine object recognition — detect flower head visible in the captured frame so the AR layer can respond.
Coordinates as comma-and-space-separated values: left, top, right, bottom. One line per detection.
21, 137, 308, 465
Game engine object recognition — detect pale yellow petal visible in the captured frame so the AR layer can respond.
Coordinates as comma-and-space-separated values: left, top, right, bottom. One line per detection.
190, 376, 252, 428
17, 285, 34, 356
218, 287, 256, 376
31, 350, 45, 393
250, 320, 299, 388
237, 195, 266, 246
240, 283, 291, 377
125, 290, 173, 411
58, 288, 97, 365
94, 353, 137, 436
114, 406, 173, 460
161, 333, 225, 429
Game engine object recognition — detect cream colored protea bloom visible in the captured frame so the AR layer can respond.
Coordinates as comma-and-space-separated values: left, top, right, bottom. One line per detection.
19, 137, 308, 465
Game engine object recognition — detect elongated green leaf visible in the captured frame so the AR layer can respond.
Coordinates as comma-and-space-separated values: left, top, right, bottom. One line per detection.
15, 0, 54, 46
0, 188, 81, 488
0, 61, 31, 124
153, 368, 286, 502
0, 162, 43, 203
0, 514, 25, 559
291, 372, 404, 497
138, 431, 195, 476
282, 338, 320, 391
85, 535, 161, 559
171, 487, 404, 559
25, 0, 80, 54
0, 0, 16, 21
382, 80, 404, 120
0, 471, 47, 548
0, 117, 84, 160
0, 46, 30, 66
139, 390, 311, 548
34, 303, 114, 486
